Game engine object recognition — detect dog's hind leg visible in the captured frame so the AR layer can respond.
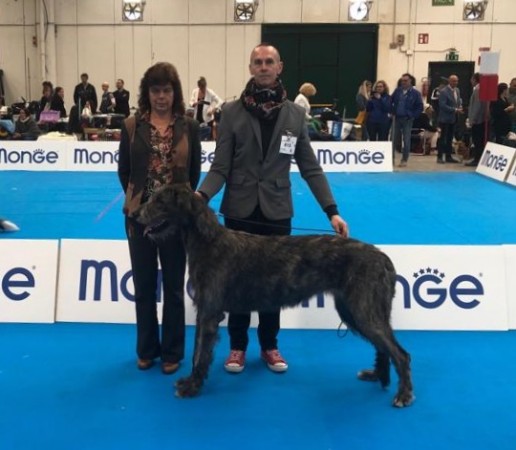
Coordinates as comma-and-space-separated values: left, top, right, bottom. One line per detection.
334, 293, 414, 407
357, 351, 390, 387
357, 326, 413, 408
175, 309, 220, 398
334, 302, 390, 387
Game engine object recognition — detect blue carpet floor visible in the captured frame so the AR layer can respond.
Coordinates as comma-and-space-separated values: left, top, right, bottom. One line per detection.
1, 171, 516, 244
1, 171, 516, 449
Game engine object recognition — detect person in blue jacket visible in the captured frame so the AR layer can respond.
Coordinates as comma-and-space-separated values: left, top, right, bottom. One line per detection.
366, 80, 392, 141
391, 73, 424, 167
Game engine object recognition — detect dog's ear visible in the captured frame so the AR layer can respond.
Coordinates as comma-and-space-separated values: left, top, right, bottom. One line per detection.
173, 184, 196, 215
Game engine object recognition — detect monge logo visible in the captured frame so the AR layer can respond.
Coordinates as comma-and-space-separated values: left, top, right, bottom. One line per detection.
316, 148, 385, 166
0, 147, 59, 165
78, 259, 163, 302
396, 267, 484, 309
1, 266, 36, 301
201, 149, 215, 165
74, 147, 119, 165
480, 149, 509, 171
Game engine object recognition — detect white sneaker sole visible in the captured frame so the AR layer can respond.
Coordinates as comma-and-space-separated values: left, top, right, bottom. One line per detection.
224, 364, 244, 373
266, 363, 288, 373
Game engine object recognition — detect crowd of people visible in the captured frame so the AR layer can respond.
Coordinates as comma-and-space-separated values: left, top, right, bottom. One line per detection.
2, 67, 515, 169
0, 74, 132, 140
354, 73, 516, 167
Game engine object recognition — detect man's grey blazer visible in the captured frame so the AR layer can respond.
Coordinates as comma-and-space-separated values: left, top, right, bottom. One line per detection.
198, 99, 337, 220
438, 86, 462, 124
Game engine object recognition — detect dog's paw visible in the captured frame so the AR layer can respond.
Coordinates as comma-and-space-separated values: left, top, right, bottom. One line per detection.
357, 369, 379, 382
175, 376, 201, 398
392, 391, 415, 408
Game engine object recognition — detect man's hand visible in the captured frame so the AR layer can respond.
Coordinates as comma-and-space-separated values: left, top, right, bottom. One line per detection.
330, 215, 349, 238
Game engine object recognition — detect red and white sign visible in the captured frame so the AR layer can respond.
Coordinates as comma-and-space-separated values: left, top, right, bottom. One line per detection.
418, 33, 429, 44
479, 51, 500, 101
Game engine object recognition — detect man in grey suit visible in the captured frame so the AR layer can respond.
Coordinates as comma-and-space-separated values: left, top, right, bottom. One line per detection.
465, 73, 488, 167
437, 74, 463, 163
197, 43, 348, 374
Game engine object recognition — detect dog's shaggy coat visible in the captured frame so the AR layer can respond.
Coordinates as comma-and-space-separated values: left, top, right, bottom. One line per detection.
137, 184, 414, 407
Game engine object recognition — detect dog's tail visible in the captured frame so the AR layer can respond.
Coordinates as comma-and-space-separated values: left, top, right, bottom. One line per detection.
381, 252, 397, 308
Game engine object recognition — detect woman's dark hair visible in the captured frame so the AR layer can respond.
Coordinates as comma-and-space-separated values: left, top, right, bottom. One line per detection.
19, 107, 30, 116
138, 62, 185, 115
498, 82, 508, 97
197, 76, 207, 88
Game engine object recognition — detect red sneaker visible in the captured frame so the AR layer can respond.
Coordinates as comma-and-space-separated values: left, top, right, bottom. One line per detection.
261, 349, 288, 373
224, 350, 245, 373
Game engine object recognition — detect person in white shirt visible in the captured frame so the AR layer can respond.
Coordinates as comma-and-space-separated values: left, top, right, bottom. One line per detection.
190, 77, 222, 125
294, 82, 316, 120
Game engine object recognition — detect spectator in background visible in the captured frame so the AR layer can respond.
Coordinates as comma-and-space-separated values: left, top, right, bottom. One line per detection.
81, 100, 93, 119
465, 73, 488, 167
190, 76, 222, 126
73, 73, 98, 113
99, 82, 116, 114
355, 80, 372, 140
38, 81, 53, 120
50, 86, 67, 117
0, 118, 15, 139
490, 82, 514, 144
430, 78, 447, 122
419, 77, 430, 104
12, 107, 41, 140
436, 74, 462, 164
412, 104, 440, 154
391, 73, 424, 167
113, 78, 130, 117
366, 80, 391, 141
294, 82, 316, 120
506, 77, 516, 132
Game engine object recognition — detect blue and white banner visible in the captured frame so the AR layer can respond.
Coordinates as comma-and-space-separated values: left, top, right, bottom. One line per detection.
505, 153, 516, 187
0, 140, 392, 173
382, 245, 508, 331
0, 141, 68, 171
476, 142, 516, 183
68, 142, 120, 171
0, 240, 59, 323
53, 240, 508, 330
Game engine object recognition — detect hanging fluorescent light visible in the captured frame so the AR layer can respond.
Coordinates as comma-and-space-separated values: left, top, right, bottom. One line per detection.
234, 0, 259, 22
122, 0, 146, 22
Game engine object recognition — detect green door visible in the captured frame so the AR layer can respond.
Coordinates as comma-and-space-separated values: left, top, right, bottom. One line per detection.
263, 24, 378, 118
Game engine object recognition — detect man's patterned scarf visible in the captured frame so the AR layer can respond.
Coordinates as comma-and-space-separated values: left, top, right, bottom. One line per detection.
240, 77, 287, 120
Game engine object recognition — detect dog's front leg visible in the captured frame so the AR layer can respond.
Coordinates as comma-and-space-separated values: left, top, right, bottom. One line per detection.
175, 311, 220, 398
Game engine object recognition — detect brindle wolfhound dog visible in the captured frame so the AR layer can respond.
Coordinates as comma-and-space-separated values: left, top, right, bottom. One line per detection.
136, 183, 414, 407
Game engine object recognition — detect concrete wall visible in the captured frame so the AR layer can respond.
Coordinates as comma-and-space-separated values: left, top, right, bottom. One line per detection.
1, 0, 514, 108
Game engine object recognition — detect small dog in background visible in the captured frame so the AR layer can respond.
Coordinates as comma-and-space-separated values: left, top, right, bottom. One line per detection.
137, 183, 414, 408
